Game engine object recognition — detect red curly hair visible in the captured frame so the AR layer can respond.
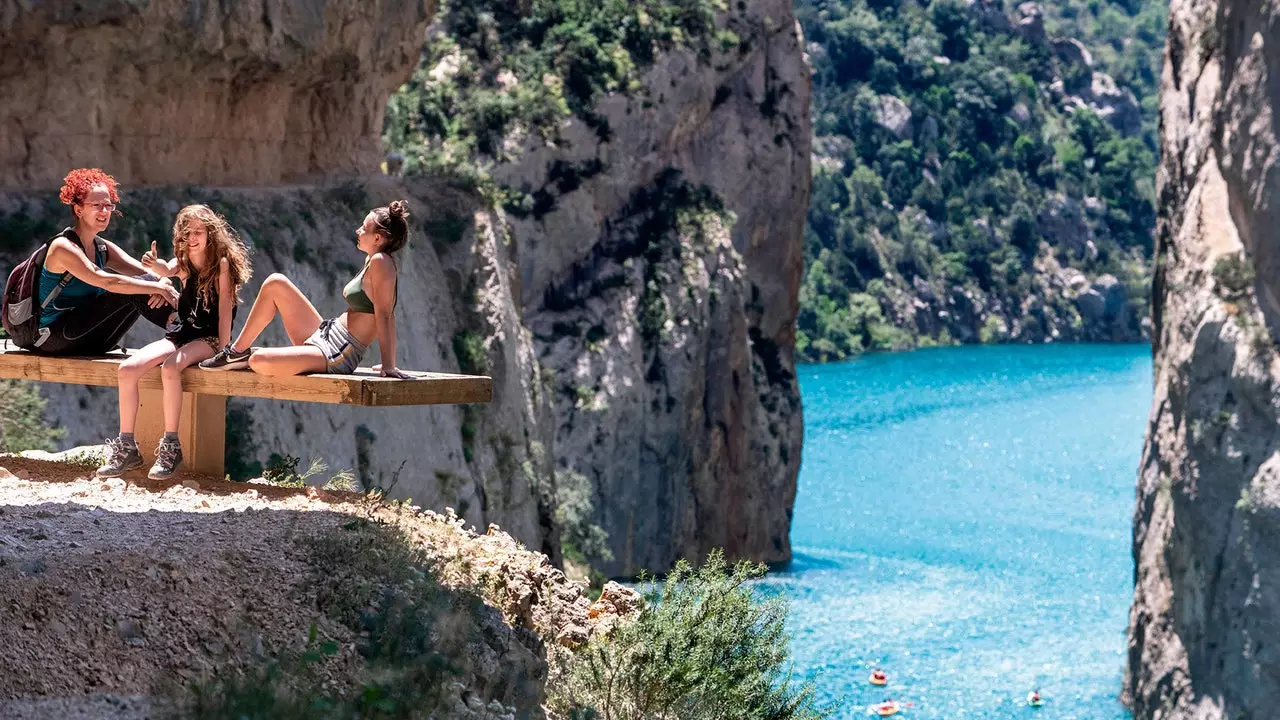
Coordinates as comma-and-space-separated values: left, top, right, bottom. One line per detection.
59, 168, 119, 206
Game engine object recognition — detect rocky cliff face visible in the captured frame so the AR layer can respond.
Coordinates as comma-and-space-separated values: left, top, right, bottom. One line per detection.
0, 0, 809, 577
0, 0, 433, 188
1125, 0, 1280, 716
495, 0, 810, 576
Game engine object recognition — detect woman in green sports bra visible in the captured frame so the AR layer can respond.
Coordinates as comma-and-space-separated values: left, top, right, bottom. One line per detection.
200, 200, 411, 378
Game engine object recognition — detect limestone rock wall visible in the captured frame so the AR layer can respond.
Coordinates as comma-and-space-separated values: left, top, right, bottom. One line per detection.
0, 0, 810, 577
495, 0, 810, 575
1126, 0, 1280, 716
0, 0, 433, 188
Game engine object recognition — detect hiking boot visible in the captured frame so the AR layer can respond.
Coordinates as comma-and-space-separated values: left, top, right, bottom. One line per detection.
148, 440, 183, 480
96, 437, 143, 478
199, 345, 252, 371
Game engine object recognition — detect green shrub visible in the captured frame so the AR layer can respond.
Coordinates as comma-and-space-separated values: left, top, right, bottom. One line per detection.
978, 315, 1008, 344
554, 550, 835, 720
323, 469, 360, 493
384, 0, 724, 184
1213, 253, 1256, 300
452, 329, 488, 375
0, 380, 64, 452
261, 455, 329, 487
556, 468, 613, 565
63, 447, 107, 468
459, 405, 479, 463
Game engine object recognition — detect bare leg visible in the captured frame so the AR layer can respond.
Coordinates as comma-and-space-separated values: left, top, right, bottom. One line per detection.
247, 346, 328, 377
117, 339, 177, 434
233, 273, 324, 348
160, 341, 218, 433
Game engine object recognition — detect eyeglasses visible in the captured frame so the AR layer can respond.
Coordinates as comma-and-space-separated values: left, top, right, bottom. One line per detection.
82, 201, 117, 212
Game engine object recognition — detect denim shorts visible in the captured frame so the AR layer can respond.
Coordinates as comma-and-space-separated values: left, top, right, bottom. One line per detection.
303, 318, 368, 374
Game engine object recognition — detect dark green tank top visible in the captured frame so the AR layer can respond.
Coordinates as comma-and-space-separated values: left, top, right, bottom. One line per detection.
343, 259, 396, 314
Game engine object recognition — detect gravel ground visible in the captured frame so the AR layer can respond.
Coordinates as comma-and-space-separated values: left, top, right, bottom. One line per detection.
0, 449, 625, 720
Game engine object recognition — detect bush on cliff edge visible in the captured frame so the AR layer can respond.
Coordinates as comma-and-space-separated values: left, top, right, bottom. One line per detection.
176, 518, 829, 719
554, 549, 835, 720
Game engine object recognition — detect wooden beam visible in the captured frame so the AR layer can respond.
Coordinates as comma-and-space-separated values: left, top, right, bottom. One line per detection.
0, 341, 492, 407
134, 390, 226, 476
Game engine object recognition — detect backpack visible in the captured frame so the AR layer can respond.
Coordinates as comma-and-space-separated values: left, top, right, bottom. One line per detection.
3, 229, 105, 349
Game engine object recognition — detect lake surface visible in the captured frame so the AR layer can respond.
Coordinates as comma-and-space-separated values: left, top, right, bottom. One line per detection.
766, 344, 1151, 719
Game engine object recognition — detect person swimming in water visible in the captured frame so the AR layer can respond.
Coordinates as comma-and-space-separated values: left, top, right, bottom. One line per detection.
869, 698, 900, 716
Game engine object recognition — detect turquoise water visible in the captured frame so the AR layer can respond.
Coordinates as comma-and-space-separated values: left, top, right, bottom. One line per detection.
766, 344, 1151, 719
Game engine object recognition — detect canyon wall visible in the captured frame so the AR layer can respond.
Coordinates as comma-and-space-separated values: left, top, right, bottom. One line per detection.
495, 0, 811, 576
1126, 0, 1280, 715
0, 0, 433, 188
0, 0, 810, 576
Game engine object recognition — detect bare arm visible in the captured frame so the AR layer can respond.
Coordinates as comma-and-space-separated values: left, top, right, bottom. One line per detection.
216, 258, 233, 348
45, 239, 179, 304
366, 254, 408, 378
140, 241, 177, 278
103, 240, 151, 277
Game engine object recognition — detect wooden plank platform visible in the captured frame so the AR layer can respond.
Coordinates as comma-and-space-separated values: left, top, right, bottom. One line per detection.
0, 341, 492, 406
0, 340, 492, 478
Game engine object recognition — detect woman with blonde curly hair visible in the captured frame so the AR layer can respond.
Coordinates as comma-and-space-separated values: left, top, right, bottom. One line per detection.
97, 204, 253, 480
28, 168, 180, 354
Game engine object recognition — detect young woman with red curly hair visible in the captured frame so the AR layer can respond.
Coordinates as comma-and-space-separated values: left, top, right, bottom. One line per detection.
31, 168, 179, 354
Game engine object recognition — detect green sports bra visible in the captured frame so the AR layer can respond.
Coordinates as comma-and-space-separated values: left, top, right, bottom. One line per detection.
343, 259, 396, 314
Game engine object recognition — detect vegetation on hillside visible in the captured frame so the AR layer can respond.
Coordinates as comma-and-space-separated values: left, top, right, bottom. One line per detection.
179, 519, 828, 720
383, 0, 730, 194
795, 0, 1166, 361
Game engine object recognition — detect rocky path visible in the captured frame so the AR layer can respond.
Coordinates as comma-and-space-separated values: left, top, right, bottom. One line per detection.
0, 451, 630, 720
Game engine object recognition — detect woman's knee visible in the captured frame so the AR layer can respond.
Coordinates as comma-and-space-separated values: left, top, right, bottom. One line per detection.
118, 359, 147, 379
160, 356, 184, 380
262, 273, 292, 294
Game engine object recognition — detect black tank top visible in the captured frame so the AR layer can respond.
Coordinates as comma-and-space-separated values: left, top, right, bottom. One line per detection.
169, 274, 232, 339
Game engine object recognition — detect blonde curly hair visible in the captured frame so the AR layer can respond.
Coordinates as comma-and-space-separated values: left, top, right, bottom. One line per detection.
172, 205, 252, 306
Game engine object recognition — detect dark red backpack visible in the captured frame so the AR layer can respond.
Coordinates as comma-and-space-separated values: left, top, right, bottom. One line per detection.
3, 229, 103, 349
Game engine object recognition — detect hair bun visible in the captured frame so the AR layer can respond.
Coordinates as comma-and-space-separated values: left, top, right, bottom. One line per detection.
388, 200, 409, 220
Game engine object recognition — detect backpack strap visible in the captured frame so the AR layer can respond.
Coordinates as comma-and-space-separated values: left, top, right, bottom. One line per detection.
40, 231, 105, 310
